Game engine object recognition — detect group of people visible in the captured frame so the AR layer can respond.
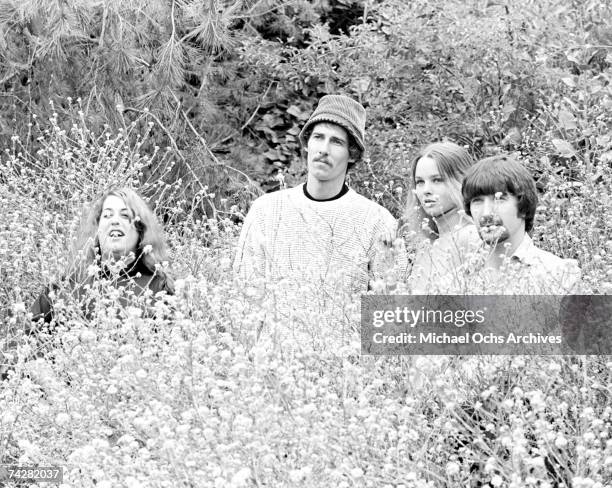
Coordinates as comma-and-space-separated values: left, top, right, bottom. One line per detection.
233, 95, 580, 300
30, 94, 580, 326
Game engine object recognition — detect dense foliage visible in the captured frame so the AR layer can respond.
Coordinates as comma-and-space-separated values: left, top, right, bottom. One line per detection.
1, 0, 611, 486
1, 0, 611, 198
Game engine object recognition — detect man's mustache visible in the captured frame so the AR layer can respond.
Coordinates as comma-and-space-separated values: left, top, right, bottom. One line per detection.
478, 215, 504, 227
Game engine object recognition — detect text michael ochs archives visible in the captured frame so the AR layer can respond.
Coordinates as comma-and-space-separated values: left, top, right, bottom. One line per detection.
370, 306, 561, 346
360, 295, 610, 355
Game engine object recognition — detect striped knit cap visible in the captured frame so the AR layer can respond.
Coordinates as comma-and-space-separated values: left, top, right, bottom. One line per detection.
299, 95, 366, 155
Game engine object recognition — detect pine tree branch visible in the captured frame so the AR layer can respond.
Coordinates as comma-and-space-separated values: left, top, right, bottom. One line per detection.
237, 0, 299, 19
169, 91, 254, 185
123, 105, 207, 195
99, 5, 108, 48
211, 80, 275, 149
170, 0, 177, 39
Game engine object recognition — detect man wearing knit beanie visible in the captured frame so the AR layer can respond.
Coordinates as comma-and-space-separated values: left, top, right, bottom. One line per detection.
234, 95, 406, 310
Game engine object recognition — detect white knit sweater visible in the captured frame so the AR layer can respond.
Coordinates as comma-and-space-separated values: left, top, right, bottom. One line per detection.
234, 184, 403, 295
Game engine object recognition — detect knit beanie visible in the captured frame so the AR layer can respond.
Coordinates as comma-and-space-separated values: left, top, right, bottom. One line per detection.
299, 95, 366, 155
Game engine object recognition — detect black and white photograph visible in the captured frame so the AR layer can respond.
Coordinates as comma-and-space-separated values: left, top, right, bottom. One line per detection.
1, 0, 611, 486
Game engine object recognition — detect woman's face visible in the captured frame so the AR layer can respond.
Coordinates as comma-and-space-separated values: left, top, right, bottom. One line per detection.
97, 195, 140, 260
414, 156, 457, 217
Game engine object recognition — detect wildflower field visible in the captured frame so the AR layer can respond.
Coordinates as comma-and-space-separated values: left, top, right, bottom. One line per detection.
1, 0, 612, 487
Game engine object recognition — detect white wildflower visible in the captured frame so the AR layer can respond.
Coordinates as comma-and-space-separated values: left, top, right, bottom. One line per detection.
446, 461, 460, 476
230, 467, 251, 486
55, 413, 70, 426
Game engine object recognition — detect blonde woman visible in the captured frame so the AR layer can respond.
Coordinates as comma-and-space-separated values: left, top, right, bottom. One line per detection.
405, 142, 481, 293
30, 188, 174, 324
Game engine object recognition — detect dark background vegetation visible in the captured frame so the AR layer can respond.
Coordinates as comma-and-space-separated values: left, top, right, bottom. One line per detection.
2, 0, 610, 202
1, 0, 611, 291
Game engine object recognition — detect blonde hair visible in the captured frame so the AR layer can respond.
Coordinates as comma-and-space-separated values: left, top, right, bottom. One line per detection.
404, 141, 476, 240
72, 188, 172, 286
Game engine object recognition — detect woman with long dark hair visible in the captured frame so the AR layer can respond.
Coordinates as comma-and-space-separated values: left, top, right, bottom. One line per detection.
30, 188, 174, 324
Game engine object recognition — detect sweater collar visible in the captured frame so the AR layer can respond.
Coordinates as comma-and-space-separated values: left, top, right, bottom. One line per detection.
303, 183, 349, 202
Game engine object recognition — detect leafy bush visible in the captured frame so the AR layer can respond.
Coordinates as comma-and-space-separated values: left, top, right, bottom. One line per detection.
1, 115, 611, 486
2, 278, 612, 486
1, 0, 611, 211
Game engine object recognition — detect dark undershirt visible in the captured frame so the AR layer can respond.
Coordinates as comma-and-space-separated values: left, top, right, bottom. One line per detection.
100, 256, 152, 281
30, 257, 170, 326
303, 183, 349, 202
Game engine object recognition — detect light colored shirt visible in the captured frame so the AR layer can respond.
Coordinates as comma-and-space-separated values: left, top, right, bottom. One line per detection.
462, 234, 581, 294
408, 221, 482, 294
234, 184, 406, 298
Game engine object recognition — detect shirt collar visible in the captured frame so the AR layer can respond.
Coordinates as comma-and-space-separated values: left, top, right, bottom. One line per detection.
467, 233, 533, 274
303, 182, 349, 202
510, 233, 536, 265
